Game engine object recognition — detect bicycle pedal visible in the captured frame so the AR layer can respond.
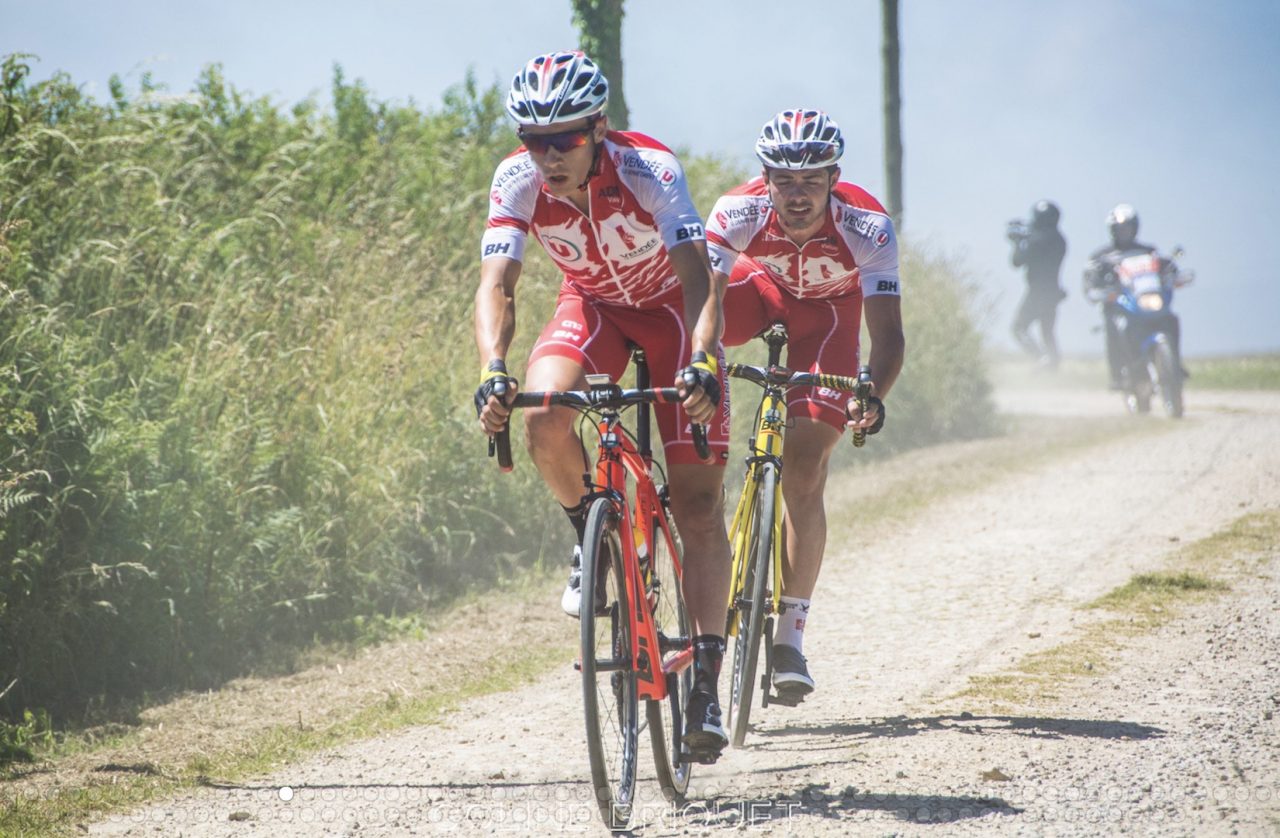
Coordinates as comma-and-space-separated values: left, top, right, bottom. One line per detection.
678, 747, 722, 765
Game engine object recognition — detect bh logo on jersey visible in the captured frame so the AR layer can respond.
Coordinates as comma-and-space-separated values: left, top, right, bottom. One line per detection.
551, 319, 585, 343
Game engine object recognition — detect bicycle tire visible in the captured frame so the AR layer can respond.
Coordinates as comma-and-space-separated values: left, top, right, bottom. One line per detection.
645, 502, 693, 801
580, 498, 639, 831
728, 462, 777, 747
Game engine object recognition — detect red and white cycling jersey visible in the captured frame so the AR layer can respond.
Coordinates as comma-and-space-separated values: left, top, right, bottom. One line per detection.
481, 131, 706, 308
705, 178, 900, 300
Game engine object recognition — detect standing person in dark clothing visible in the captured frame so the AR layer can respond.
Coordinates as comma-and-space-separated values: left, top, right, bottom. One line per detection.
1008, 200, 1068, 368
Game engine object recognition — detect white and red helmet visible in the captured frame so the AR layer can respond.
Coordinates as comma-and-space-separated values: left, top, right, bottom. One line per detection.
755, 108, 845, 170
505, 51, 609, 126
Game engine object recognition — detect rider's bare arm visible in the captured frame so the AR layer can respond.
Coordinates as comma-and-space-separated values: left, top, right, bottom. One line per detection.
669, 240, 722, 424
474, 256, 522, 433
845, 294, 904, 430
863, 294, 904, 399
475, 255, 522, 367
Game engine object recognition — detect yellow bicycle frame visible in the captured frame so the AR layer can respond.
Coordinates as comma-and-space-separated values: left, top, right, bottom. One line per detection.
726, 387, 787, 634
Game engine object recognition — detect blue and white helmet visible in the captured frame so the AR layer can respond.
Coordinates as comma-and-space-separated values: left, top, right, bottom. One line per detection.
506, 51, 609, 126
755, 108, 845, 170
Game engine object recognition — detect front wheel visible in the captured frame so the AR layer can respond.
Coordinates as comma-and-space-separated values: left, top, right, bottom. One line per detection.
1152, 337, 1184, 419
727, 462, 777, 748
579, 499, 638, 831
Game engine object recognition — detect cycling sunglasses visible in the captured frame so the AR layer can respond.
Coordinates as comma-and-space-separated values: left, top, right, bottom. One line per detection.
776, 141, 840, 166
518, 123, 596, 155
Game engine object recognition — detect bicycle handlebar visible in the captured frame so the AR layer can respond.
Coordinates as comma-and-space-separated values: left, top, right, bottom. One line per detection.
729, 362, 875, 447
488, 384, 711, 470
850, 366, 873, 448
727, 363, 860, 393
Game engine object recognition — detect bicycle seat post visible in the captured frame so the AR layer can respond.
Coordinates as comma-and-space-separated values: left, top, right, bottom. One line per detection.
764, 323, 787, 368
630, 345, 653, 460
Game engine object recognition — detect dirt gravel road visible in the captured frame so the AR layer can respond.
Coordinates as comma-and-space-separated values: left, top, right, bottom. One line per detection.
89, 383, 1280, 836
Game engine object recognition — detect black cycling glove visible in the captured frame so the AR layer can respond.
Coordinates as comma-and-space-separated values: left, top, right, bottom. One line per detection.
474, 360, 516, 417
680, 350, 721, 408
863, 396, 886, 435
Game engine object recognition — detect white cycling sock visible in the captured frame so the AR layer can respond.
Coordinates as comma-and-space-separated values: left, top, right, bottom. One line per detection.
773, 596, 810, 652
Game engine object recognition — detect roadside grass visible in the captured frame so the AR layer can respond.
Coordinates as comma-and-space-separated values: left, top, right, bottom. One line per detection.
953, 509, 1279, 707
988, 352, 1280, 393
1184, 354, 1280, 390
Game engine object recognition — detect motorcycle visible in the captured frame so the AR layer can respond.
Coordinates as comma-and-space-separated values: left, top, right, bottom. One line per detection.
1086, 247, 1194, 418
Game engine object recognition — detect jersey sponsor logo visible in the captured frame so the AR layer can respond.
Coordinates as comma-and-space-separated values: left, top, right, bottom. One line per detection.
490, 189, 503, 206
842, 211, 886, 243
614, 152, 662, 178
675, 223, 703, 241
659, 168, 676, 185
598, 212, 660, 262
714, 205, 765, 229
551, 328, 583, 342
820, 240, 840, 256
483, 242, 511, 257
494, 158, 535, 190
545, 236, 584, 262
875, 279, 899, 293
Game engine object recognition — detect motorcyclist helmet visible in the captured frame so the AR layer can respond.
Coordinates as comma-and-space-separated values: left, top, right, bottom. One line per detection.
755, 108, 845, 170
505, 51, 609, 126
1107, 203, 1139, 247
1031, 199, 1060, 229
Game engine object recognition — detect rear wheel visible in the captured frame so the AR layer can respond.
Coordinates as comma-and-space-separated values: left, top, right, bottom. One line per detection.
727, 463, 777, 747
579, 499, 638, 831
645, 500, 693, 802
1152, 337, 1184, 418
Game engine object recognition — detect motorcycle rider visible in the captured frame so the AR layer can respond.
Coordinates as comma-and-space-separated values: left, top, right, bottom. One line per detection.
1008, 200, 1067, 368
1083, 203, 1183, 389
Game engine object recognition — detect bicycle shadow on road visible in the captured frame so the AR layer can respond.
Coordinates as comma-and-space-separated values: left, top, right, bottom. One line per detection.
681, 780, 1020, 830
751, 713, 1166, 744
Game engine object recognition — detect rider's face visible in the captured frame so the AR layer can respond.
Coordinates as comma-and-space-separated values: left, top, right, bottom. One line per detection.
765, 166, 838, 233
519, 116, 608, 198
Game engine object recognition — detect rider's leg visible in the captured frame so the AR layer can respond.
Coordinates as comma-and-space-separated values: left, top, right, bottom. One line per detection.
778, 417, 841, 605
523, 293, 629, 616
522, 354, 592, 507
668, 462, 731, 754
666, 463, 731, 639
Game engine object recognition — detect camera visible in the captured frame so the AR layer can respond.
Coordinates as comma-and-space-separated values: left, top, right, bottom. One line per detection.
1006, 219, 1028, 242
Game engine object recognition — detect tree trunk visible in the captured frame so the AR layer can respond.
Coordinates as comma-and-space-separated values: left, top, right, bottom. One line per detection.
571, 0, 629, 129
881, 0, 903, 230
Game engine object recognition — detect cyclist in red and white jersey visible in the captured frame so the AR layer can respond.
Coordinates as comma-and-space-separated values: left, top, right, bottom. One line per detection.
474, 51, 732, 758
707, 108, 906, 702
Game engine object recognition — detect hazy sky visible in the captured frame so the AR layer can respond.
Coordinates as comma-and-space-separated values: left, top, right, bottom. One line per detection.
5, 0, 1279, 355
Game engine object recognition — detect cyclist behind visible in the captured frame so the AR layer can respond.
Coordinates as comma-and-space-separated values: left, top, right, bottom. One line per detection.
474, 52, 732, 758
706, 109, 905, 702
